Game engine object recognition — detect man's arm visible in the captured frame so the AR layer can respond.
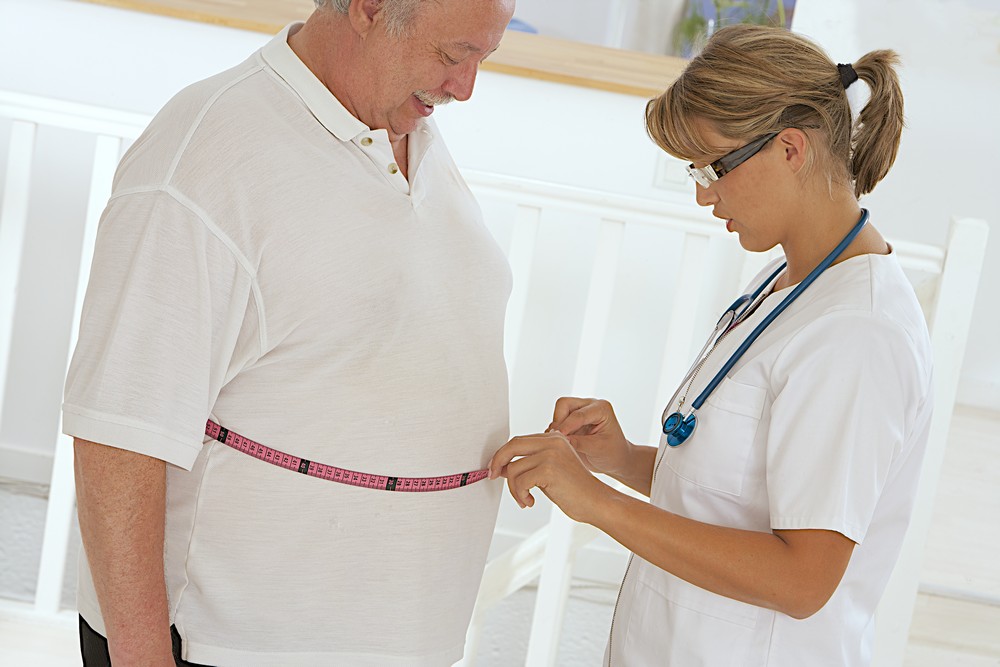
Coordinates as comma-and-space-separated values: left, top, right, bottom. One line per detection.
74, 438, 175, 665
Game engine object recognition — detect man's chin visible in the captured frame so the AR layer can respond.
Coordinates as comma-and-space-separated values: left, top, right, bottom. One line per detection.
387, 117, 419, 142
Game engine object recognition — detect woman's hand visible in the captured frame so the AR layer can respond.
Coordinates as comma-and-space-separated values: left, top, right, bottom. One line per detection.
547, 397, 634, 478
488, 431, 609, 524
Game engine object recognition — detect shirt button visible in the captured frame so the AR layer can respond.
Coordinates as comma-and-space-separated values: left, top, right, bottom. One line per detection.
360, 137, 373, 146
388, 163, 399, 174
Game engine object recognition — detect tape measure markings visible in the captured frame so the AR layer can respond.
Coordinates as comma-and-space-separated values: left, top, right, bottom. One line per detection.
205, 420, 489, 492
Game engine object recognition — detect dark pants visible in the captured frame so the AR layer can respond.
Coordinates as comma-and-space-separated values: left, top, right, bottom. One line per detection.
79, 615, 212, 666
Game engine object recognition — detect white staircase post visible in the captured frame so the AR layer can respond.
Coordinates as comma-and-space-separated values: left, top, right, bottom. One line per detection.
34, 134, 121, 614
525, 218, 625, 666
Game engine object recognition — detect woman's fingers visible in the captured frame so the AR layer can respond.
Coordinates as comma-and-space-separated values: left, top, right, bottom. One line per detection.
505, 456, 542, 508
489, 432, 605, 523
492, 440, 546, 508
489, 434, 565, 508
489, 434, 559, 478
550, 397, 595, 430
489, 435, 541, 479
551, 399, 612, 437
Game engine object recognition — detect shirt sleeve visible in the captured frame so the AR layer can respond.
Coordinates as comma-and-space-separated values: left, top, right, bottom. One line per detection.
62, 188, 258, 469
765, 311, 923, 543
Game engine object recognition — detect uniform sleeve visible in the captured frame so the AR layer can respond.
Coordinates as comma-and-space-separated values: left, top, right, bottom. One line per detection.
765, 311, 923, 543
62, 189, 258, 469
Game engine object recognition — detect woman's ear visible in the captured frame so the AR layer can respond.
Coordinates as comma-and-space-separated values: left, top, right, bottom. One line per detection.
777, 128, 810, 174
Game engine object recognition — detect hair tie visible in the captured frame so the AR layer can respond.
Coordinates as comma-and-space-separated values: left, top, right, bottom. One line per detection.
837, 63, 859, 89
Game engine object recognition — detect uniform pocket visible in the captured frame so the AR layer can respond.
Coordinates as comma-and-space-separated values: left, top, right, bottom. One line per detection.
620, 564, 762, 666
664, 378, 766, 496
639, 564, 759, 628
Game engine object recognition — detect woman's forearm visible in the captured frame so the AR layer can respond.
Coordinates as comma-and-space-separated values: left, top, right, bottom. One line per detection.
591, 488, 855, 619
604, 443, 657, 496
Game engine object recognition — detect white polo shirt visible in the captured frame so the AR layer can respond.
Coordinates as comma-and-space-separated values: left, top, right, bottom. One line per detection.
63, 23, 511, 666
607, 249, 933, 666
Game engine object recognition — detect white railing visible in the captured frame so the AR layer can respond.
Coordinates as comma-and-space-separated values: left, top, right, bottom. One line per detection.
0, 90, 990, 666
461, 172, 747, 665
461, 164, 989, 665
0, 91, 148, 616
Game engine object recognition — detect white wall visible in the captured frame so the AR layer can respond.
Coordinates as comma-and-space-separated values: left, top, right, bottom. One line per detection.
0, 0, 996, 474
1, 0, 997, 490
791, 0, 1000, 410
0, 1, 270, 477
0, 1, 691, 598
0, 0, 700, 481
1, 2, 997, 656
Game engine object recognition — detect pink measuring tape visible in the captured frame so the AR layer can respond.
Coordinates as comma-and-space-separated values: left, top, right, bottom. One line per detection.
205, 420, 490, 492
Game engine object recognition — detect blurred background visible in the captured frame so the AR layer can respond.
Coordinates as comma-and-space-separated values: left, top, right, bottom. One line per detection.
1, 0, 997, 664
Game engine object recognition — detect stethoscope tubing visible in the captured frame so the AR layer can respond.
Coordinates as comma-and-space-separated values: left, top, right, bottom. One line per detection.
691, 208, 870, 411
662, 208, 871, 445
658, 262, 785, 435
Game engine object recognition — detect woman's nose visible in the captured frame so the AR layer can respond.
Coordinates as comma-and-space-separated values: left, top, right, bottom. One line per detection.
695, 182, 718, 207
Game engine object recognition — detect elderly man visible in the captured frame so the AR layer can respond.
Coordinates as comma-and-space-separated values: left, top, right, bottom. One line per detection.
66, 0, 516, 664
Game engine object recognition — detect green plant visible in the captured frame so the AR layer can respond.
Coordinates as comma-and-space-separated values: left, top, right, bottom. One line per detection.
674, 0, 789, 57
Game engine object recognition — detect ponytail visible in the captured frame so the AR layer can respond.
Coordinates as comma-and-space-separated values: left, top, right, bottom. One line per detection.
849, 50, 905, 197
647, 26, 906, 200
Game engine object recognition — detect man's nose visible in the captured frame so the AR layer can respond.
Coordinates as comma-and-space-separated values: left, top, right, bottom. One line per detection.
445, 62, 479, 102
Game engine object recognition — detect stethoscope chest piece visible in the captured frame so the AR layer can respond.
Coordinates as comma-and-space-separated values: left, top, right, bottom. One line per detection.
663, 411, 697, 447
658, 209, 870, 451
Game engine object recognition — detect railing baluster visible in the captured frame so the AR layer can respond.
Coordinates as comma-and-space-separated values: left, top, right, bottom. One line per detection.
873, 218, 990, 666
462, 521, 602, 665
648, 233, 710, 444
502, 204, 542, 374
0, 94, 978, 667
34, 134, 121, 614
525, 218, 626, 667
0, 120, 37, 432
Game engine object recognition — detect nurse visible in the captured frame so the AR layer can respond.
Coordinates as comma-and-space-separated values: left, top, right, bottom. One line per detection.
489, 24, 933, 666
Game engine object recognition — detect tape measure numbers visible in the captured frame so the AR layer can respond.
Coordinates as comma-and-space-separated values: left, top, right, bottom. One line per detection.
205, 420, 489, 492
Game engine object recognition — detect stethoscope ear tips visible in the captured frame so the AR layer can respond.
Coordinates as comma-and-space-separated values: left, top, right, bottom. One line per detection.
663, 412, 697, 447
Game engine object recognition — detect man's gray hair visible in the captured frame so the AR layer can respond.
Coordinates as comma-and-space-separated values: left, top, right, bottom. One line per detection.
313, 0, 425, 38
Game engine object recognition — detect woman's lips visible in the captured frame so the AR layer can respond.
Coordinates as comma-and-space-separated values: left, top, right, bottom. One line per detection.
713, 210, 733, 232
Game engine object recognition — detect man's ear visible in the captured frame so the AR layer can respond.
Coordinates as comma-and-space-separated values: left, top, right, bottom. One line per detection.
777, 128, 810, 174
349, 0, 385, 37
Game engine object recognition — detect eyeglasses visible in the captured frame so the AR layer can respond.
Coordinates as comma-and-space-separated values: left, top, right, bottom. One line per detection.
686, 131, 780, 188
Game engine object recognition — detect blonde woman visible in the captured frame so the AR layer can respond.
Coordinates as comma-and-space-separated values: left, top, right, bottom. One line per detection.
490, 24, 931, 666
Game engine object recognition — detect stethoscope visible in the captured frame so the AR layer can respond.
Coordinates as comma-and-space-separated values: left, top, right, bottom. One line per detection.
661, 208, 870, 447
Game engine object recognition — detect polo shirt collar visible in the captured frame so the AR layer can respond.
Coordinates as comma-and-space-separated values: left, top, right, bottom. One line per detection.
261, 22, 369, 142
261, 23, 439, 201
